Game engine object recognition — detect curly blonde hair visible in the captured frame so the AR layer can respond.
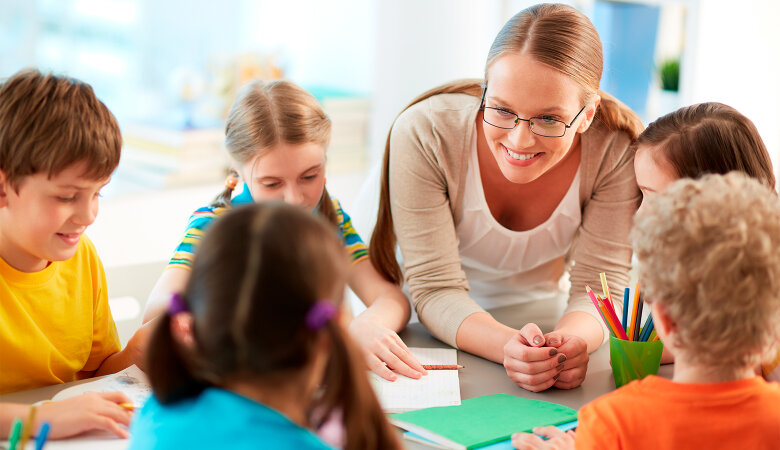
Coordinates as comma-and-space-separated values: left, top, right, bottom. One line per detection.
632, 172, 780, 369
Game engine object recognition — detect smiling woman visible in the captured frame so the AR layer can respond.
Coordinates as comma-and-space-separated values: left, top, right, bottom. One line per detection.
370, 3, 644, 393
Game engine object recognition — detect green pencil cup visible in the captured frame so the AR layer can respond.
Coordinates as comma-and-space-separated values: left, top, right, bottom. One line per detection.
609, 335, 663, 388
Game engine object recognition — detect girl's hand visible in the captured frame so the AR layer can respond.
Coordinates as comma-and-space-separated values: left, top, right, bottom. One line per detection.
511, 426, 576, 449
544, 332, 589, 390
37, 392, 133, 439
348, 316, 427, 381
503, 324, 567, 392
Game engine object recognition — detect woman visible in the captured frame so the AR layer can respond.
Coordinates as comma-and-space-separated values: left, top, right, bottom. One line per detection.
370, 3, 643, 392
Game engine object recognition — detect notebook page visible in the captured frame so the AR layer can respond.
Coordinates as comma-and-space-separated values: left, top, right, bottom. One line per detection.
51, 364, 151, 406
370, 347, 461, 413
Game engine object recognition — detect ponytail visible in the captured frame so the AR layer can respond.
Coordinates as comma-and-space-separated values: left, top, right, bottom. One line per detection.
370, 79, 484, 285
316, 186, 339, 227
314, 322, 401, 450
145, 309, 208, 404
594, 90, 644, 141
210, 169, 240, 208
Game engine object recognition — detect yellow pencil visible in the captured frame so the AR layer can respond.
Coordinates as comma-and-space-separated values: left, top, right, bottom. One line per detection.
20, 404, 37, 449
119, 402, 138, 411
628, 281, 641, 341
599, 272, 613, 309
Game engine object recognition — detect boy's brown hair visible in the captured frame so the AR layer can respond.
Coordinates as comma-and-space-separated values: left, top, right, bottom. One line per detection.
0, 69, 121, 190
632, 172, 780, 369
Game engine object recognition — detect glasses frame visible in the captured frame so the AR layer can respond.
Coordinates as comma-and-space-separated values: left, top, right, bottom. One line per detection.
479, 86, 587, 138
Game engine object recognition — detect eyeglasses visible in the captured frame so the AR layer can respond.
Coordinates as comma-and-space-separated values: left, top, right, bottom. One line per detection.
479, 86, 587, 138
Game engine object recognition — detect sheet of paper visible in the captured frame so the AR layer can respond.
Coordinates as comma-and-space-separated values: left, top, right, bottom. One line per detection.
370, 347, 461, 413
51, 364, 151, 406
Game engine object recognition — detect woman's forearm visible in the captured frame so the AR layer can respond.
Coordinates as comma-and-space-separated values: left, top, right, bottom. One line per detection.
554, 311, 604, 353
455, 312, 518, 363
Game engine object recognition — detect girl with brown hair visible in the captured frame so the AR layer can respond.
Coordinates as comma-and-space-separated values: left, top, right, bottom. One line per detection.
143, 79, 425, 382
632, 101, 778, 377
129, 203, 401, 450
370, 3, 643, 392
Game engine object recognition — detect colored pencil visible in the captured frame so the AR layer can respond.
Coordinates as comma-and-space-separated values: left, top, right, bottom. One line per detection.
585, 285, 611, 332
639, 315, 654, 342
35, 422, 50, 450
8, 418, 22, 450
119, 402, 138, 411
599, 272, 614, 310
628, 282, 640, 341
622, 287, 630, 332
599, 297, 629, 340
633, 295, 644, 341
422, 365, 463, 370
19, 405, 37, 449
597, 301, 618, 338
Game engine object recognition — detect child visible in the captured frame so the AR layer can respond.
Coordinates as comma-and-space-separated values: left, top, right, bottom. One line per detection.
511, 173, 780, 449
142, 79, 425, 382
129, 202, 401, 449
632, 102, 778, 375
0, 69, 147, 438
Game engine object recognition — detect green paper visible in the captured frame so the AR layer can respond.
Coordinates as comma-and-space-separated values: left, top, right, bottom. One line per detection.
609, 335, 663, 388
390, 393, 578, 449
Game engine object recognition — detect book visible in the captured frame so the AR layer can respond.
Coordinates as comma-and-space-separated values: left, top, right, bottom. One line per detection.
390, 393, 578, 450
404, 420, 579, 449
51, 365, 151, 406
369, 348, 461, 413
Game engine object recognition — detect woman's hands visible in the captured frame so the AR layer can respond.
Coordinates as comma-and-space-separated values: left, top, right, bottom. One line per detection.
512, 426, 576, 450
348, 315, 427, 381
503, 323, 589, 392
37, 392, 134, 439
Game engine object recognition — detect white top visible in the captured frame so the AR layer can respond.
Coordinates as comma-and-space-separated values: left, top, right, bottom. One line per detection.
456, 139, 582, 310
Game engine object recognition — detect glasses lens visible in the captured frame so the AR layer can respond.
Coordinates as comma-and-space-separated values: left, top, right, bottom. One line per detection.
483, 108, 517, 129
529, 117, 565, 137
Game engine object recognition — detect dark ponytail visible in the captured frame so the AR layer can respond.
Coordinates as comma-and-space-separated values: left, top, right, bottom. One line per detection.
210, 169, 240, 208
314, 322, 402, 450
145, 305, 208, 404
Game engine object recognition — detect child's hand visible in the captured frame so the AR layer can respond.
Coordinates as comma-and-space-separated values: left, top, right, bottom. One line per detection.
37, 392, 133, 439
543, 332, 589, 390
125, 318, 158, 372
348, 316, 427, 381
511, 427, 576, 449
503, 324, 566, 392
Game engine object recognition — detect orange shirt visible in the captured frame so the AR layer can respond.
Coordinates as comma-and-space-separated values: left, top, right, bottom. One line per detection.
576, 375, 780, 450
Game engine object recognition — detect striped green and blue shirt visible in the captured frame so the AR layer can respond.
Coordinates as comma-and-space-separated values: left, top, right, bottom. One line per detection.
168, 185, 368, 270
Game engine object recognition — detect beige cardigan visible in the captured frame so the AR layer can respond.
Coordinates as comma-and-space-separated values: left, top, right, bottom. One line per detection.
388, 93, 639, 347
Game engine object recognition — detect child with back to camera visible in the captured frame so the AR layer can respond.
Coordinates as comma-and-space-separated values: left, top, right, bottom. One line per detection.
129, 202, 401, 449
511, 173, 780, 449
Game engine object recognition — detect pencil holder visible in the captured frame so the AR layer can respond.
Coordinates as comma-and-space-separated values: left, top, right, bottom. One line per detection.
609, 335, 663, 388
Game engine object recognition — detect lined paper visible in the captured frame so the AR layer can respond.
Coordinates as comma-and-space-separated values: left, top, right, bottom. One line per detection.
370, 347, 461, 413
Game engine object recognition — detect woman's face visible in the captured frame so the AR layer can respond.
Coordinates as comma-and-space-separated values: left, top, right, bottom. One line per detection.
634, 144, 679, 214
237, 142, 327, 212
482, 52, 595, 184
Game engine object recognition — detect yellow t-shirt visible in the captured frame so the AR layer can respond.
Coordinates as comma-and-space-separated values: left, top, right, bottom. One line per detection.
0, 235, 120, 394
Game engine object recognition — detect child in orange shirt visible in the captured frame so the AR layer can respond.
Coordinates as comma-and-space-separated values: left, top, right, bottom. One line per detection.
512, 173, 780, 449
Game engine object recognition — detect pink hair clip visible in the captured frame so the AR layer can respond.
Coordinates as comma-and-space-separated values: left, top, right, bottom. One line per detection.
305, 300, 337, 330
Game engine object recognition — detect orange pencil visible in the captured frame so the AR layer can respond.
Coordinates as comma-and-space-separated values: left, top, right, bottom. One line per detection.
597, 301, 618, 338
599, 297, 629, 340
119, 402, 138, 411
627, 281, 641, 341
422, 365, 464, 370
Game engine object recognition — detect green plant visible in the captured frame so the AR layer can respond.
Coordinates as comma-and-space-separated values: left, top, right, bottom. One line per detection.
659, 59, 680, 92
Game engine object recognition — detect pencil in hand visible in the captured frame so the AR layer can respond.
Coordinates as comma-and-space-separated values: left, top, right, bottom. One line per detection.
119, 402, 139, 411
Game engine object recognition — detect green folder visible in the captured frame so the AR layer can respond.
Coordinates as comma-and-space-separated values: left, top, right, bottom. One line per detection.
389, 393, 578, 449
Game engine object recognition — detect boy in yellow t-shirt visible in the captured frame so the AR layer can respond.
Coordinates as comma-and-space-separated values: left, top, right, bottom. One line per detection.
0, 69, 148, 440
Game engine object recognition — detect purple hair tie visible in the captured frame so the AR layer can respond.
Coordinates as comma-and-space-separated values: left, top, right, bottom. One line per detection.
305, 300, 337, 330
168, 293, 189, 315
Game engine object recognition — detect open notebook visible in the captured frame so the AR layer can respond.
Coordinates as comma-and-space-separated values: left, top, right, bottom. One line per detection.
369, 347, 461, 413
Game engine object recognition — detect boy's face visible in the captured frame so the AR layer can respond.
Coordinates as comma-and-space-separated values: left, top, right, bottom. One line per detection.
0, 161, 109, 272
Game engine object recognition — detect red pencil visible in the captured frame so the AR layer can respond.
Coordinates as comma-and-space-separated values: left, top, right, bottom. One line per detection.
422, 365, 464, 370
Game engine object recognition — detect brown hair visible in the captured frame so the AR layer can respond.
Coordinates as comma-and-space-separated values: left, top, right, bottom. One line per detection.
146, 202, 400, 450
634, 102, 776, 189
212, 79, 337, 226
632, 173, 780, 369
0, 69, 121, 190
370, 3, 643, 284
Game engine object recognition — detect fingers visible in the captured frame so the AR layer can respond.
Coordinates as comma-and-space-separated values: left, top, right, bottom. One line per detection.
391, 337, 428, 375
532, 426, 566, 440
95, 391, 133, 404
365, 353, 398, 381
91, 415, 130, 439
511, 432, 546, 449
505, 335, 561, 364
505, 363, 559, 392
543, 332, 564, 348
519, 323, 545, 347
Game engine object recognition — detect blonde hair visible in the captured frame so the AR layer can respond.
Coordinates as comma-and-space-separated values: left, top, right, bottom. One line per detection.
486, 3, 643, 139
632, 173, 780, 369
0, 69, 121, 190
212, 79, 337, 224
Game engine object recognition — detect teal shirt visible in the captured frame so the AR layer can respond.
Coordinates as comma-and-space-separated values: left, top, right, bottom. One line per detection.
129, 387, 333, 450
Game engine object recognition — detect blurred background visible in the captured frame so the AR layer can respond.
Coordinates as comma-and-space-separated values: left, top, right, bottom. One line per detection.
2, 0, 779, 344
